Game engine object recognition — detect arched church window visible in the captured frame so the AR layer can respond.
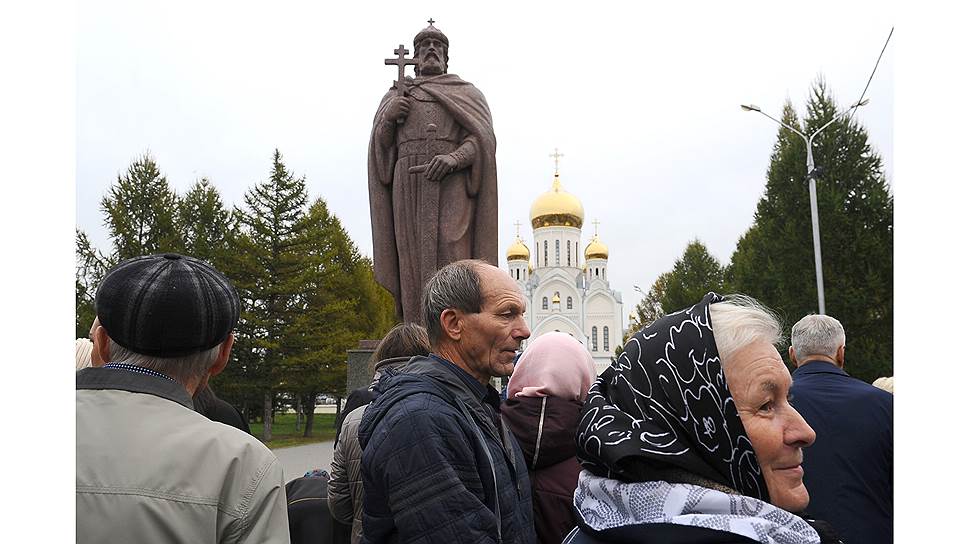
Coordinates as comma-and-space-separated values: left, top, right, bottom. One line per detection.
567, 296, 573, 309
542, 297, 548, 310
604, 326, 610, 351
543, 241, 548, 267
595, 268, 599, 277
567, 241, 571, 266
591, 326, 598, 351
555, 240, 560, 265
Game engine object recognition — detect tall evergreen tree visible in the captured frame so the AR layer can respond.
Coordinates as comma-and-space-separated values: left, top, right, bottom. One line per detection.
283, 198, 395, 436
100, 152, 182, 259
229, 149, 310, 441
178, 177, 231, 266
661, 239, 725, 313
727, 80, 893, 382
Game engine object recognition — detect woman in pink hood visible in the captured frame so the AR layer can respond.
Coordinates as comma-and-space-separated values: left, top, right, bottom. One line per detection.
500, 332, 597, 544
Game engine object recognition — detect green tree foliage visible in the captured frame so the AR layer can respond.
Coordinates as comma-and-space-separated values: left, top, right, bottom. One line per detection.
727, 80, 893, 382
178, 177, 232, 267
623, 272, 670, 345
229, 150, 310, 440
282, 199, 396, 436
100, 153, 182, 259
661, 239, 725, 314
77, 149, 405, 441
77, 152, 183, 336
75, 229, 111, 337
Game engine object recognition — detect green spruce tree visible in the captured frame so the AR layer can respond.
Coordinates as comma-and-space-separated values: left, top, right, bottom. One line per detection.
727, 79, 893, 382
229, 150, 310, 441
100, 153, 182, 259
178, 177, 232, 266
661, 239, 725, 314
283, 198, 394, 436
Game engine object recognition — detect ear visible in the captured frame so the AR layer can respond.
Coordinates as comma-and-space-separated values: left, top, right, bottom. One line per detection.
439, 309, 463, 342
836, 344, 846, 368
788, 345, 798, 366
93, 325, 111, 367
208, 333, 235, 378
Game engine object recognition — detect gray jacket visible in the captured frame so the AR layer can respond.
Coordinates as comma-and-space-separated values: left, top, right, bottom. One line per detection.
76, 367, 290, 543
328, 357, 410, 544
329, 405, 366, 543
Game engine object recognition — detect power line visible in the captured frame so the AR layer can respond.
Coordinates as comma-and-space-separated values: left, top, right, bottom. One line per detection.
847, 27, 894, 127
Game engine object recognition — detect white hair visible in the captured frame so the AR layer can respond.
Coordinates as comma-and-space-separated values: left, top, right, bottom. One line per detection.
708, 294, 783, 365
790, 314, 845, 361
75, 338, 94, 371
107, 338, 222, 384
872, 376, 894, 393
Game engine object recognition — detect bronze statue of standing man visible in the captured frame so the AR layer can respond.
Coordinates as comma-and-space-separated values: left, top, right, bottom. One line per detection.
368, 20, 498, 322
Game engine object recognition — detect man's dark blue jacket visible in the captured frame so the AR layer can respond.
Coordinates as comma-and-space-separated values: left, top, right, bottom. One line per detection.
790, 361, 893, 544
358, 355, 536, 544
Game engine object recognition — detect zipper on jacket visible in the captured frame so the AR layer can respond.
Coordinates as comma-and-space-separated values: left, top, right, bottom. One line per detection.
531, 397, 548, 470
456, 398, 503, 544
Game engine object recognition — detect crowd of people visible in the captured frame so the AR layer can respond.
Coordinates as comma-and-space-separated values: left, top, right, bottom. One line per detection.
76, 254, 893, 543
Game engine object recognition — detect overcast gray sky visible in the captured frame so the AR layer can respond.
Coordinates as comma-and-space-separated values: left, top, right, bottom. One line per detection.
76, 1, 894, 323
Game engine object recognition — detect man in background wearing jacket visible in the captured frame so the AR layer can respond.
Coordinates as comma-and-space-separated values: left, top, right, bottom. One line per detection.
359, 260, 536, 543
789, 314, 893, 544
76, 254, 290, 543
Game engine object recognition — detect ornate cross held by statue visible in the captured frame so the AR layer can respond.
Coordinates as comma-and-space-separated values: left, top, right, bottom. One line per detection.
384, 44, 418, 97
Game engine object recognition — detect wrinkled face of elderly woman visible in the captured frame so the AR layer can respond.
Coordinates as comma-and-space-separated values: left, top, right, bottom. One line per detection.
723, 340, 816, 512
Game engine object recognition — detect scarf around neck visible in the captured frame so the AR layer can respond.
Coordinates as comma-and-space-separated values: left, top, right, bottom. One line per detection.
576, 292, 769, 501
574, 471, 819, 544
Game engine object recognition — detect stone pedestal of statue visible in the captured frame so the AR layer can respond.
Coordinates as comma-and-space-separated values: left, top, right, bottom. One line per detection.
345, 339, 380, 397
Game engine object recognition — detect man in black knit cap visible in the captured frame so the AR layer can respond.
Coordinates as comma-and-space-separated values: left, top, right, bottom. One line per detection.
76, 253, 290, 543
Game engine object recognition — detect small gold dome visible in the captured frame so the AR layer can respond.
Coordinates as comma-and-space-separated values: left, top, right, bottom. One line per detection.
530, 173, 584, 229
552, 292, 561, 304
585, 235, 609, 260
506, 235, 530, 261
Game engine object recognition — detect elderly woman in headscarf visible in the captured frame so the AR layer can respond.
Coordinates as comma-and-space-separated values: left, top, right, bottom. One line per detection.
565, 293, 841, 544
500, 332, 597, 544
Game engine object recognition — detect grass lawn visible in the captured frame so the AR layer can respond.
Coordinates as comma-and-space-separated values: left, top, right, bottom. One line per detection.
249, 412, 339, 450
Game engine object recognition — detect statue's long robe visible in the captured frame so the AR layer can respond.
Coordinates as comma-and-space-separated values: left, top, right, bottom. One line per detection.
368, 74, 498, 321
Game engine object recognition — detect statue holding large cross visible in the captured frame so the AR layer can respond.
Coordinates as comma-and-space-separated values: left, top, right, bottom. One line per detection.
367, 19, 499, 323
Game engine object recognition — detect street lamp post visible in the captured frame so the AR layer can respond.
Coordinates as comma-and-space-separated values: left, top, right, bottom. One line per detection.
740, 99, 869, 315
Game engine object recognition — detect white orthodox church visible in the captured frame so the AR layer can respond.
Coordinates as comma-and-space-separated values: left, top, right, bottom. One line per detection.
505, 166, 623, 375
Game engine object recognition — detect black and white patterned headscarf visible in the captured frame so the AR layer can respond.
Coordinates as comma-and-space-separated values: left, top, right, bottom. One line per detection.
576, 292, 769, 501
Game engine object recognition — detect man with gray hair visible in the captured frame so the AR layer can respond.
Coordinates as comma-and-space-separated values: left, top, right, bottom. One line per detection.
76, 254, 289, 543
358, 259, 536, 543
789, 313, 892, 544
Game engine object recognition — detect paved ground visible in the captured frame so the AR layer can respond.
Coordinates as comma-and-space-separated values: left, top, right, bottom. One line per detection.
272, 439, 336, 483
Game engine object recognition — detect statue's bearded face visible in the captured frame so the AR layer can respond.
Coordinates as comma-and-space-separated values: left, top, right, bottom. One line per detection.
417, 38, 448, 76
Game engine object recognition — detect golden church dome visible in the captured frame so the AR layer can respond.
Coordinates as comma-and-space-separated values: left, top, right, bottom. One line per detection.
585, 235, 609, 260
530, 173, 584, 229
506, 235, 530, 261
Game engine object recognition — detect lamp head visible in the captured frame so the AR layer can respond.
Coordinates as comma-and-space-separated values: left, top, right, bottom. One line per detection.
741, 104, 761, 112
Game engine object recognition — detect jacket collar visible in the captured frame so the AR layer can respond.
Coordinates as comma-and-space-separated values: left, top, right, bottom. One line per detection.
793, 360, 849, 378
76, 367, 194, 410
403, 355, 493, 409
